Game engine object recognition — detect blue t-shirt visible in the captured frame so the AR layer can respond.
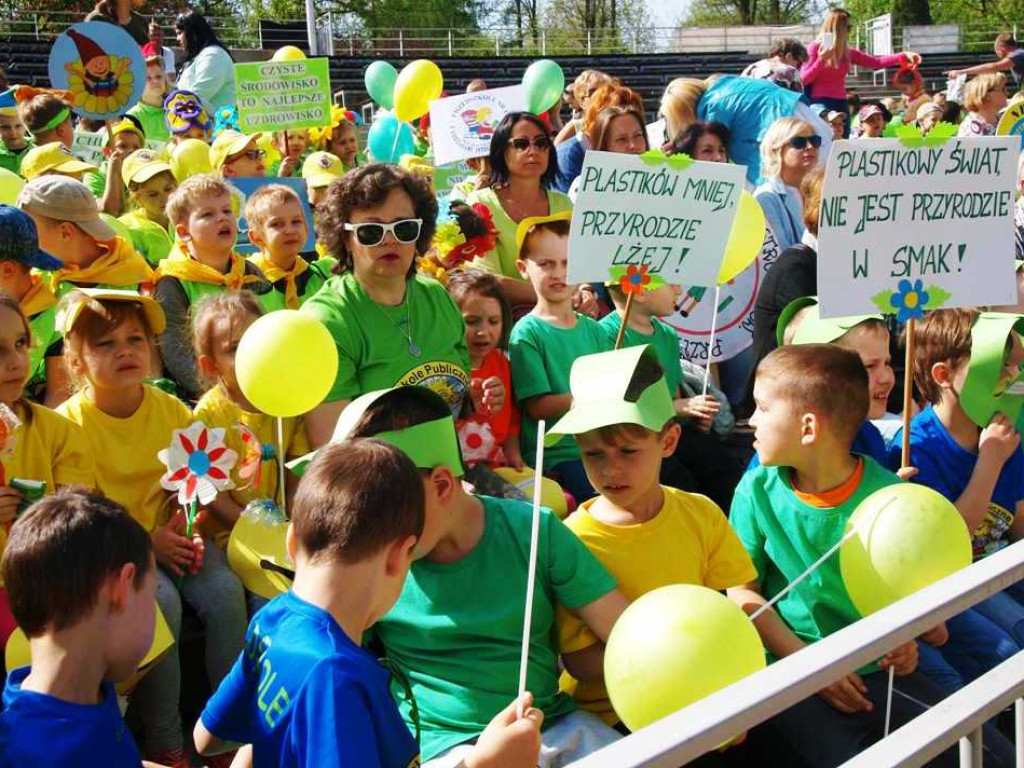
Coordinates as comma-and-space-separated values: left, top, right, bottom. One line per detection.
889, 405, 1024, 560
201, 591, 420, 768
749, 420, 887, 471
0, 667, 141, 767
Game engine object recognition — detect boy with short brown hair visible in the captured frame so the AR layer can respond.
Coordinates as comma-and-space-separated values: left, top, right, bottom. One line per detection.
17, 93, 73, 149
725, 344, 1002, 766
0, 107, 31, 175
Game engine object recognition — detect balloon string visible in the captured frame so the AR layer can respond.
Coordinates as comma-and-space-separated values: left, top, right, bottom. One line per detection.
277, 416, 287, 519
749, 497, 895, 623
517, 419, 546, 720
391, 123, 401, 163
702, 284, 722, 396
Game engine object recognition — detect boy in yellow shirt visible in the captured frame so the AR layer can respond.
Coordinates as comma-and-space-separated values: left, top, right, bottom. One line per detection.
16, 176, 153, 296
550, 345, 756, 726
244, 184, 333, 311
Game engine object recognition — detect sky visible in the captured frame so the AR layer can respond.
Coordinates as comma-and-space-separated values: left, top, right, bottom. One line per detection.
646, 0, 687, 27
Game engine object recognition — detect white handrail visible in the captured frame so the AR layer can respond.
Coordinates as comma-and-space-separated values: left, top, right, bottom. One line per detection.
571, 539, 1024, 767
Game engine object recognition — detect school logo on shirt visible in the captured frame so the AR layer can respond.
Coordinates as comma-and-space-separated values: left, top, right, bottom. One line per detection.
397, 361, 469, 416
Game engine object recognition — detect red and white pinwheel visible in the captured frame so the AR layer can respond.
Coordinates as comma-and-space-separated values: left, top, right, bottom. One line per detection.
158, 422, 237, 507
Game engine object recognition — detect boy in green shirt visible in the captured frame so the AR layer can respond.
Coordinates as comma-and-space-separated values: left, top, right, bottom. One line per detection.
728, 344, 1011, 766
295, 385, 627, 764
83, 117, 145, 217
0, 107, 32, 176
509, 212, 608, 501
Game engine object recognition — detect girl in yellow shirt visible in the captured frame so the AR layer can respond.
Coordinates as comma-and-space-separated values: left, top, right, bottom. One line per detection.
0, 292, 95, 653
55, 288, 246, 765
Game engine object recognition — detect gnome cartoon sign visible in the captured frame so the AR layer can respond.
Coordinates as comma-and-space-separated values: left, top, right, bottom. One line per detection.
48, 22, 145, 120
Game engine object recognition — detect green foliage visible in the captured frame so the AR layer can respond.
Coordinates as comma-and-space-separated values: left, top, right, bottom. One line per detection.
682, 0, 811, 26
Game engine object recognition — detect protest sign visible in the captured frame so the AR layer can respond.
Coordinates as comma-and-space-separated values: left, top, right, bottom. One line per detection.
227, 176, 316, 255
997, 100, 1024, 147
49, 22, 145, 120
817, 137, 1019, 319
645, 119, 666, 149
235, 58, 332, 134
433, 160, 473, 206
568, 150, 744, 288
666, 226, 781, 364
73, 130, 166, 167
429, 86, 526, 166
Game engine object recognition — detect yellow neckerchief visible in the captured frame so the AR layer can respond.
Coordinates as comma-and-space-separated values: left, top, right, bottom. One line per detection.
19, 275, 58, 318
249, 251, 308, 309
49, 236, 154, 290
154, 241, 259, 289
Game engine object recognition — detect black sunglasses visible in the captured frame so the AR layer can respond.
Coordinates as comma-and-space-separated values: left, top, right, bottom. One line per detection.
510, 135, 552, 152
788, 135, 823, 150
343, 218, 422, 247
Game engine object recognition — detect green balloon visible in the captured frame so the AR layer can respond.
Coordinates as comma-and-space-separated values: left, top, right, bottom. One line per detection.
365, 61, 398, 110
522, 59, 565, 114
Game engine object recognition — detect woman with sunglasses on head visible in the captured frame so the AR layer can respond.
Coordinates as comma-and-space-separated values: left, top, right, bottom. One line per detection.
467, 112, 572, 307
754, 117, 821, 253
302, 164, 505, 446
175, 11, 235, 112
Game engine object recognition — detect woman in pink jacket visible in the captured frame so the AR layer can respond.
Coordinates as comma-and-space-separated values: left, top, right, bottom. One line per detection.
801, 9, 918, 136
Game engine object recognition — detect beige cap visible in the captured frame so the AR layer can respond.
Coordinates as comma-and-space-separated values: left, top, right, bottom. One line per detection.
57, 287, 166, 335
17, 176, 116, 242
209, 129, 261, 170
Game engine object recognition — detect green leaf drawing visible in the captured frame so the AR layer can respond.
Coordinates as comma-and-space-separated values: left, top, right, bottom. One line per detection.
924, 284, 952, 309
609, 266, 628, 280
871, 289, 896, 316
666, 152, 694, 171
639, 149, 667, 166
607, 265, 667, 291
929, 122, 958, 139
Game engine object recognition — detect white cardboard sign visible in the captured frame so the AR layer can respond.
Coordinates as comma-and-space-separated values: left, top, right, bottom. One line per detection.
568, 150, 744, 288
429, 86, 527, 166
817, 137, 1019, 319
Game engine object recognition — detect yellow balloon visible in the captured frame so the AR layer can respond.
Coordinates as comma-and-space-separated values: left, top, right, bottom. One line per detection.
272, 45, 307, 62
5, 604, 174, 696
605, 584, 765, 731
393, 59, 444, 123
493, 467, 568, 518
169, 138, 213, 182
235, 310, 339, 418
228, 502, 293, 599
256, 132, 282, 168
718, 190, 766, 285
841, 483, 972, 617
0, 167, 24, 205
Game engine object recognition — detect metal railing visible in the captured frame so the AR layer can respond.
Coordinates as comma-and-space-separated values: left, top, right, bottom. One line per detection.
572, 540, 1024, 767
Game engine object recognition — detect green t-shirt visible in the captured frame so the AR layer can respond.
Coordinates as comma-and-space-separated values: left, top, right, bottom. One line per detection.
126, 102, 171, 143
466, 186, 573, 280
26, 306, 59, 398
729, 457, 899, 670
509, 312, 609, 468
598, 313, 683, 399
255, 257, 335, 313
0, 140, 32, 176
119, 210, 173, 266
372, 495, 618, 760
83, 165, 107, 198
300, 272, 471, 413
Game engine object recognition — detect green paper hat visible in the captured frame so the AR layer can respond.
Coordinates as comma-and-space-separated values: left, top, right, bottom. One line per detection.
776, 296, 884, 347
961, 312, 1024, 430
546, 345, 676, 444
287, 386, 466, 478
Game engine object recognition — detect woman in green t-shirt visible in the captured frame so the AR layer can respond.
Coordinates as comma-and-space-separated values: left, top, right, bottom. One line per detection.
467, 112, 573, 307
302, 164, 505, 445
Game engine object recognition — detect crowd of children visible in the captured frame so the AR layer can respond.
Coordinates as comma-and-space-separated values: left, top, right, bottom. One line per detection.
0, 14, 1024, 768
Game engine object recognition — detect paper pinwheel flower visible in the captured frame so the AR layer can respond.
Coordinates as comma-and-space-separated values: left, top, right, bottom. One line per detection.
236, 424, 277, 491
620, 264, 652, 296
890, 279, 930, 323
0, 403, 20, 486
159, 422, 237, 506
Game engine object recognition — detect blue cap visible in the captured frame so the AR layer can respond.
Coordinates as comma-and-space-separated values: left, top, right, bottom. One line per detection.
0, 205, 63, 271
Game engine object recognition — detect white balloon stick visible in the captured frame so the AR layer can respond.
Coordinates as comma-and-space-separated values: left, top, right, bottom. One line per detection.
702, 285, 722, 396
517, 419, 546, 719
277, 416, 287, 518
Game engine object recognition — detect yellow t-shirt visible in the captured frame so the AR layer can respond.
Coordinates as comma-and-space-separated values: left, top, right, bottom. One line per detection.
556, 486, 757, 724
0, 401, 96, 585
58, 385, 192, 533
192, 384, 310, 547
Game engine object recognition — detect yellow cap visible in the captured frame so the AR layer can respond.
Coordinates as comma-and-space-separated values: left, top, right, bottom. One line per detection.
301, 151, 343, 188
20, 142, 98, 180
515, 210, 573, 255
209, 129, 260, 170
121, 149, 173, 187
109, 117, 145, 145
57, 287, 167, 336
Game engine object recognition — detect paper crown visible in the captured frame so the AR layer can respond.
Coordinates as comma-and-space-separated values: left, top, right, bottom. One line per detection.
546, 345, 676, 443
776, 296, 884, 347
288, 386, 466, 478
961, 312, 1024, 431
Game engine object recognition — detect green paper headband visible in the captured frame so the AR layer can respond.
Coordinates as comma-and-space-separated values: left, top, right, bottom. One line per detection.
287, 387, 466, 478
36, 107, 71, 135
547, 345, 676, 443
776, 296, 884, 347
960, 312, 1024, 430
